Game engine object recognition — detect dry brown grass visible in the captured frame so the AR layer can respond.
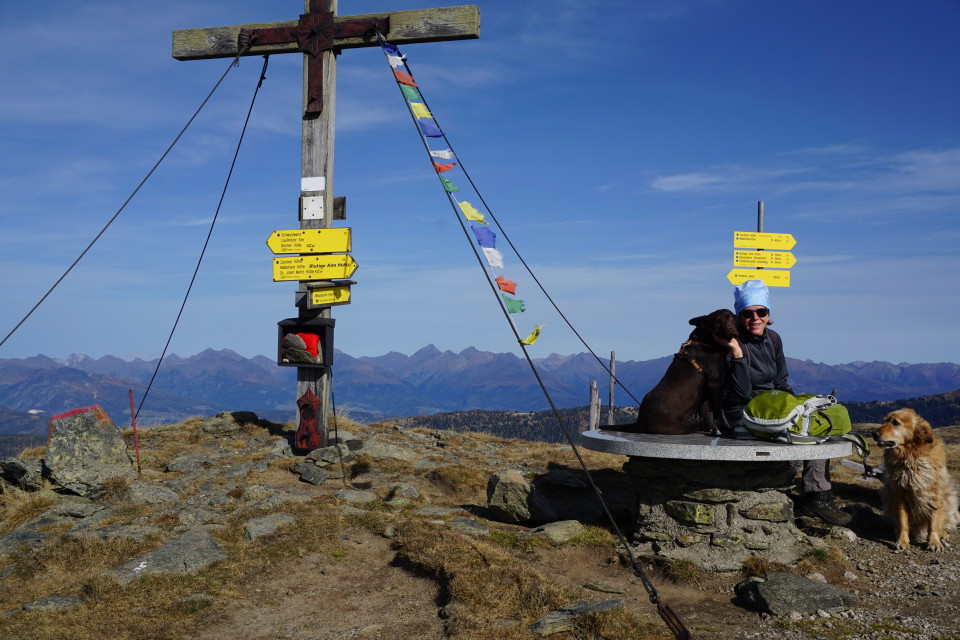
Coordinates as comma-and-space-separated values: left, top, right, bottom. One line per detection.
574, 608, 674, 640
394, 520, 577, 637
795, 545, 852, 583
0, 487, 56, 534
16, 445, 46, 460
427, 464, 490, 496
740, 555, 791, 580
0, 496, 352, 640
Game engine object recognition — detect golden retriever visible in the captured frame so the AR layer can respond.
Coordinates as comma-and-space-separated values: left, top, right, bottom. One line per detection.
872, 409, 959, 551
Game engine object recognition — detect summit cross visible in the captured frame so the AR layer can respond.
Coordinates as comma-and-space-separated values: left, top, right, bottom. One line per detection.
173, 2, 479, 445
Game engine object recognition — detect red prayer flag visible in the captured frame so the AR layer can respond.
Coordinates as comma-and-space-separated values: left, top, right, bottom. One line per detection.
496, 276, 517, 295
393, 70, 418, 87
433, 161, 456, 173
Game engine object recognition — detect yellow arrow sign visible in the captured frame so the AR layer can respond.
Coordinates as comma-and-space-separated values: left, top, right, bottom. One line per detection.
733, 231, 796, 250
272, 255, 358, 282
266, 228, 351, 254
727, 268, 791, 288
733, 250, 797, 269
310, 285, 351, 307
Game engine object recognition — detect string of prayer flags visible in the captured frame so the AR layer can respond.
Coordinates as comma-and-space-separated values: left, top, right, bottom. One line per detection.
495, 276, 517, 295
459, 201, 487, 225
502, 294, 525, 314
520, 325, 543, 345
380, 37, 544, 348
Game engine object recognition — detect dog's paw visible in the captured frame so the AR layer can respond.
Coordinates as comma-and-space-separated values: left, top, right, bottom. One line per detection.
927, 537, 946, 552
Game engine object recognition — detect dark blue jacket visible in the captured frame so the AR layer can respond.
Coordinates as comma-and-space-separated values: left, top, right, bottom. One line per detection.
724, 328, 793, 423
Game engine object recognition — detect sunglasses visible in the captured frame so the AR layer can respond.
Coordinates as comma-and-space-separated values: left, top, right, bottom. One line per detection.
739, 308, 769, 319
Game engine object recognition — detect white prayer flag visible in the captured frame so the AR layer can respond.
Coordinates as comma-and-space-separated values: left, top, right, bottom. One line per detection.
482, 247, 504, 269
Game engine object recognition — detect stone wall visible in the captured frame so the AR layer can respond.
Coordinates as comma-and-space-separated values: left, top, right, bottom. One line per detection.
624, 456, 820, 572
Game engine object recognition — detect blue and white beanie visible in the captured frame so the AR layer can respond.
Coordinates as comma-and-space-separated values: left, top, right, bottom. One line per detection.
734, 280, 771, 315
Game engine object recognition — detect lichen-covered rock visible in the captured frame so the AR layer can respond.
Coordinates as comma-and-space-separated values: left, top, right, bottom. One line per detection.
45, 405, 135, 497
664, 500, 715, 526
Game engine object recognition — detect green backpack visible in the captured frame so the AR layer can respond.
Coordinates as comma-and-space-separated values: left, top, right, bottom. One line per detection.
742, 390, 869, 455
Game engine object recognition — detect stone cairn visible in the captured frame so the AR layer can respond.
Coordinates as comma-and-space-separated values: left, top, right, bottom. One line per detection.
624, 456, 819, 572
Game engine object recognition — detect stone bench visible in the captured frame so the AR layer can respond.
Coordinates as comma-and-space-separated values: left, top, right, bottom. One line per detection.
580, 429, 853, 572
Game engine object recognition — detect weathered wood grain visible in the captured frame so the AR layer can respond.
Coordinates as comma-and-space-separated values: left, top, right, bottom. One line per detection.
173, 5, 479, 60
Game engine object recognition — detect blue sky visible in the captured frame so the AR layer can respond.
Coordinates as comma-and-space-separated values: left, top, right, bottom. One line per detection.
1, 0, 958, 366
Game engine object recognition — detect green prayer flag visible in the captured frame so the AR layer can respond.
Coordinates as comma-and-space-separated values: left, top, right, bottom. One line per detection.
502, 294, 525, 313
400, 85, 422, 102
440, 176, 460, 192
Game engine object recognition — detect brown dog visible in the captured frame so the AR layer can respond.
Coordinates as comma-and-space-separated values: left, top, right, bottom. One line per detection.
872, 408, 959, 551
607, 309, 739, 435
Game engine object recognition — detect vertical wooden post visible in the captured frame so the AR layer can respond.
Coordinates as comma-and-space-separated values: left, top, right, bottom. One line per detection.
297, 0, 337, 448
587, 380, 599, 433
606, 350, 616, 426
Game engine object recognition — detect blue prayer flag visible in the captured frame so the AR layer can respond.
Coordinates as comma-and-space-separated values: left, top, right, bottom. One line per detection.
471, 224, 496, 249
419, 119, 443, 137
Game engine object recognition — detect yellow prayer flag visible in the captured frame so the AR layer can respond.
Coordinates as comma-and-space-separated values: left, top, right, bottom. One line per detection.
459, 201, 487, 225
520, 325, 543, 345
410, 102, 433, 119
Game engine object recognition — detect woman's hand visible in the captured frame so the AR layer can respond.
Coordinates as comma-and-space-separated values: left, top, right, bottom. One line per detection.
722, 337, 743, 359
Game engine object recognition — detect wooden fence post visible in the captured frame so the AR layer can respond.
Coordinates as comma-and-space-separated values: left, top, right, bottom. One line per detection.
587, 380, 600, 432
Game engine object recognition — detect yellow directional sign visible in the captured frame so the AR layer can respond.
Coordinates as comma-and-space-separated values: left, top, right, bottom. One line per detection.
727, 268, 790, 288
266, 228, 351, 254
310, 285, 351, 307
734, 231, 796, 250
733, 250, 797, 269
272, 255, 358, 282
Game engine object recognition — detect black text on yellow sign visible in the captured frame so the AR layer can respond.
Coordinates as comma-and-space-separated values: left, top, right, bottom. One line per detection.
726, 268, 791, 287
309, 285, 351, 308
272, 254, 358, 282
266, 228, 351, 254
733, 231, 796, 250
733, 249, 797, 269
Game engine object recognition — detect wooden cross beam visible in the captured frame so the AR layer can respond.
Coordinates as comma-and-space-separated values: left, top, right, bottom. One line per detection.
173, 2, 478, 448
173, 4, 480, 117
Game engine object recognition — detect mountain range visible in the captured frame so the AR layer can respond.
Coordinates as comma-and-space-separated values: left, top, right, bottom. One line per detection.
1, 346, 959, 436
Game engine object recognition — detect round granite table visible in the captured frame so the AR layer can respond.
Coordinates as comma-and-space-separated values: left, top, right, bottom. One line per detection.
580, 430, 853, 572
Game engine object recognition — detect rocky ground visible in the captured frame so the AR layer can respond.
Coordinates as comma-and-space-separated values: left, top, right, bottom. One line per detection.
0, 414, 958, 640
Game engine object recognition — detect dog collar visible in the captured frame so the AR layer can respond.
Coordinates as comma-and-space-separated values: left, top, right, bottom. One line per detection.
675, 339, 706, 374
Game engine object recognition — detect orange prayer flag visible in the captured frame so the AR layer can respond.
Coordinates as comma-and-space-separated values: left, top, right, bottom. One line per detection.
433, 161, 456, 173
495, 276, 517, 294
393, 69, 418, 87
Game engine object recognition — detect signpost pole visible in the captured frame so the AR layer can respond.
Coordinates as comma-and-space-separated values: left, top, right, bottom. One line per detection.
297, 0, 336, 449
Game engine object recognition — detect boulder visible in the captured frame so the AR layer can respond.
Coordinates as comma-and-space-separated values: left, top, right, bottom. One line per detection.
45, 405, 135, 497
487, 469, 557, 525
0, 459, 44, 491
735, 572, 858, 616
